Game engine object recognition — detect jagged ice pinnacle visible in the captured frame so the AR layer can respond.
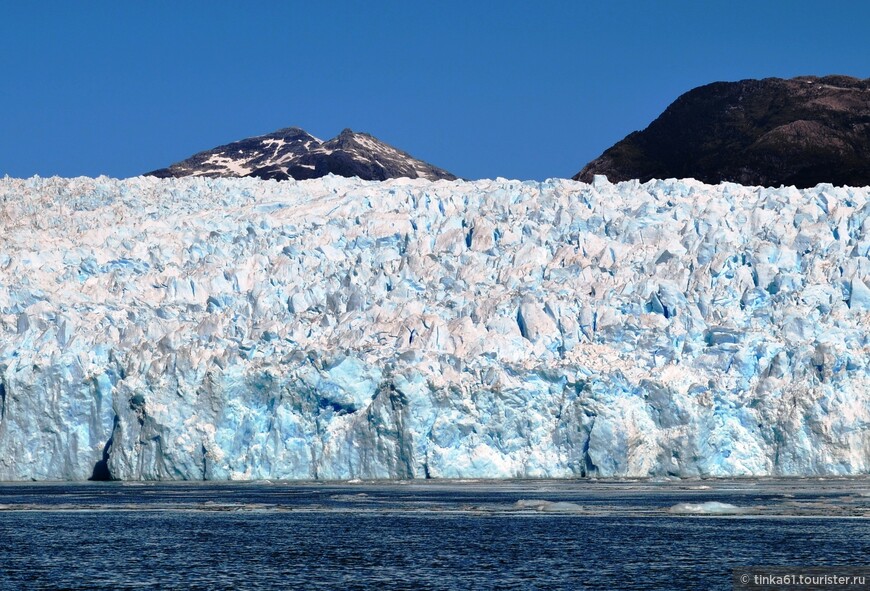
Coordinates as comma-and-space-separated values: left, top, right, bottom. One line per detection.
0, 174, 868, 480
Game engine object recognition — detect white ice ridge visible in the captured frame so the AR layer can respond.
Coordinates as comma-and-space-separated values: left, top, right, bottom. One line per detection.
1, 174, 869, 481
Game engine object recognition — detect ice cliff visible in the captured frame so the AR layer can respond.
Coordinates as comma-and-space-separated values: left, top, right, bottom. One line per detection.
1, 174, 868, 480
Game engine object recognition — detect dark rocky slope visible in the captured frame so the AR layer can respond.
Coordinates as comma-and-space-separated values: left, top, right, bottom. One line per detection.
575, 76, 870, 188
147, 127, 456, 181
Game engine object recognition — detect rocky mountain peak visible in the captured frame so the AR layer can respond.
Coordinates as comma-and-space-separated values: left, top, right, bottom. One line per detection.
146, 126, 456, 182
575, 75, 870, 188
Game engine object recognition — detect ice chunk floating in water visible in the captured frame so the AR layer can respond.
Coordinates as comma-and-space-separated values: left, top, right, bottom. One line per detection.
514, 500, 586, 513
669, 502, 745, 515
1, 175, 870, 480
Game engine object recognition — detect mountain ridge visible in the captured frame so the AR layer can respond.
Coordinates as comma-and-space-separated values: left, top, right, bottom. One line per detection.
146, 127, 457, 182
575, 75, 870, 188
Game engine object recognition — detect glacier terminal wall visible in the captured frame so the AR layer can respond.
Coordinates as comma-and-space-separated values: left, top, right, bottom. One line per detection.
0, 175, 868, 480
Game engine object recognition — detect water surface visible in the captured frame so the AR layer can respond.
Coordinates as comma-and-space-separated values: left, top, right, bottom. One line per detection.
1, 478, 868, 590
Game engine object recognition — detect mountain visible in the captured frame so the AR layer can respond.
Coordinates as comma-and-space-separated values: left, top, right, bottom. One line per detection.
146, 127, 457, 181
575, 75, 870, 188
2, 175, 869, 480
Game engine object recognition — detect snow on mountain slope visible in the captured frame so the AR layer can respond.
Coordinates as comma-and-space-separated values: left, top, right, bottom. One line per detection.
1, 174, 869, 481
146, 127, 457, 182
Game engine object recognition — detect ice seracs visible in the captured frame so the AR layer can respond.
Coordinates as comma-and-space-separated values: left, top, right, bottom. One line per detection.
0, 174, 869, 481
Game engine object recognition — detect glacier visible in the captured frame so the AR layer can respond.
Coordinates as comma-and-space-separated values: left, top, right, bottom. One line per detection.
0, 174, 868, 481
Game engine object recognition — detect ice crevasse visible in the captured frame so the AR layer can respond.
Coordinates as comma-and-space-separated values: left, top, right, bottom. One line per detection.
0, 174, 868, 480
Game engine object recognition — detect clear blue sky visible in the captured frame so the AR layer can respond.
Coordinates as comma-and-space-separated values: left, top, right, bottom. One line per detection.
2, 1, 869, 180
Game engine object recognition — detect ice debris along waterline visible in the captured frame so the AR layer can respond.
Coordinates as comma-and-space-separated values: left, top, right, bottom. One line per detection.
1, 174, 869, 481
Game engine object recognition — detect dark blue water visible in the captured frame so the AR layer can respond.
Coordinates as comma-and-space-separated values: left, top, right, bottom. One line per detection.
0, 479, 867, 590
